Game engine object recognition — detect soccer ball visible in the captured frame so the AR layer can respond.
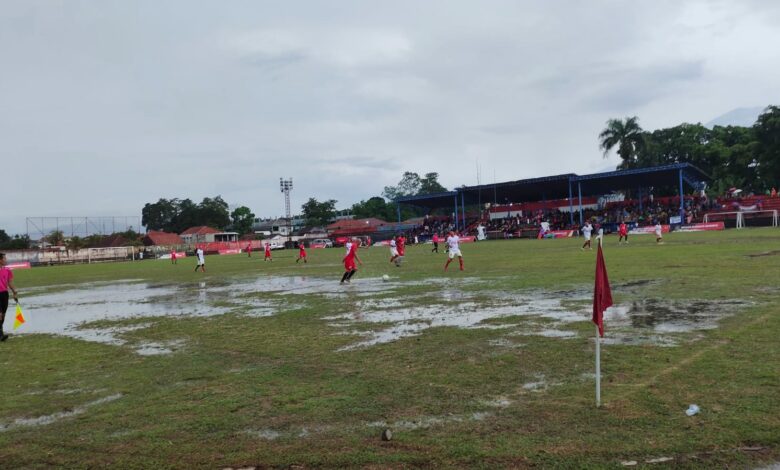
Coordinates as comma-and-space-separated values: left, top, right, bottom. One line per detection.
382, 274, 390, 281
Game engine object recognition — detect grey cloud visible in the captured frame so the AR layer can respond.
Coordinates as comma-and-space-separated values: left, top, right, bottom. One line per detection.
1, 1, 779, 234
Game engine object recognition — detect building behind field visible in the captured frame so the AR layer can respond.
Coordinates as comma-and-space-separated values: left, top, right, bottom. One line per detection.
180, 226, 237, 244
143, 230, 184, 246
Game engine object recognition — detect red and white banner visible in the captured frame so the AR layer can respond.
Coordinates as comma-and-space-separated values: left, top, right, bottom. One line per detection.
159, 252, 186, 260
675, 222, 725, 232
6, 262, 31, 270
629, 225, 670, 235
218, 249, 242, 255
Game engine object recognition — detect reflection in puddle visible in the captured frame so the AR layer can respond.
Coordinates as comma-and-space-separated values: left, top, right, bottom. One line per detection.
0, 394, 122, 432
330, 285, 752, 349
17, 275, 752, 354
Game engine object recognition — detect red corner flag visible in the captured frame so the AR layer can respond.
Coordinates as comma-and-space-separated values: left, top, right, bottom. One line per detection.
592, 243, 613, 337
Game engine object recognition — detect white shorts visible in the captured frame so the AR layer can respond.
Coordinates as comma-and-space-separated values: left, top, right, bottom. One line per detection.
584, 234, 591, 241
390, 248, 399, 257
448, 248, 462, 258
655, 232, 662, 237
197, 256, 205, 265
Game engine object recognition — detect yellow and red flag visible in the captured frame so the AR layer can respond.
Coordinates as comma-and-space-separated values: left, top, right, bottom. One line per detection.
13, 303, 25, 330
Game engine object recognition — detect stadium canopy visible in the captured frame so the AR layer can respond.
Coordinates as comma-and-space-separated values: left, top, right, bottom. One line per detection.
395, 163, 710, 229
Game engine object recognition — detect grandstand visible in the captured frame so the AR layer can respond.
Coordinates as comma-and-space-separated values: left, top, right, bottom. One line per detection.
395, 163, 712, 237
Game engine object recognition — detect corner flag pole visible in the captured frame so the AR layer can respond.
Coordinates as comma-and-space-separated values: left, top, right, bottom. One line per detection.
596, 236, 602, 408
595, 324, 601, 407
593, 235, 612, 408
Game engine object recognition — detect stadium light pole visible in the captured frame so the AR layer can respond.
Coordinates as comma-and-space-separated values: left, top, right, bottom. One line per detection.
280, 178, 293, 243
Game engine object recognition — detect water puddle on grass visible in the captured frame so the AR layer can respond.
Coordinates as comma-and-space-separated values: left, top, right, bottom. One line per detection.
0, 393, 122, 432
330, 285, 752, 349
16, 275, 752, 354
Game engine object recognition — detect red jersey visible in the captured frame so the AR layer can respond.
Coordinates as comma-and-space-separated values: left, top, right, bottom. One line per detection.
344, 243, 357, 270
619, 224, 628, 236
265, 245, 271, 254
397, 237, 405, 256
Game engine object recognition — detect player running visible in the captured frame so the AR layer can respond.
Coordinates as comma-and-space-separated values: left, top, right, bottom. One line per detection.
340, 238, 363, 284
655, 221, 664, 244
264, 243, 273, 261
581, 221, 593, 250
170, 249, 177, 264
389, 237, 400, 265
431, 233, 440, 253
296, 240, 308, 263
0, 253, 20, 342
194, 246, 206, 272
618, 222, 629, 244
443, 231, 464, 271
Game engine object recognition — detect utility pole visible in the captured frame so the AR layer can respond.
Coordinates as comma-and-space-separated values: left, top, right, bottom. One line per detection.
280, 178, 293, 243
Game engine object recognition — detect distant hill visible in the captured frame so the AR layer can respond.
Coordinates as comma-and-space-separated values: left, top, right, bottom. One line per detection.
705, 106, 765, 128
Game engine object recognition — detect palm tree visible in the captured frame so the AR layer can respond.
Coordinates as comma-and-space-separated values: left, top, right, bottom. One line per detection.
599, 117, 644, 169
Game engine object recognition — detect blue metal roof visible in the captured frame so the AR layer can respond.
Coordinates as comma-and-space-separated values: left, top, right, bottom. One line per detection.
395, 163, 710, 208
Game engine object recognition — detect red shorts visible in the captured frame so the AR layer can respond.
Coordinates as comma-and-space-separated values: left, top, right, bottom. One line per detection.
344, 260, 356, 271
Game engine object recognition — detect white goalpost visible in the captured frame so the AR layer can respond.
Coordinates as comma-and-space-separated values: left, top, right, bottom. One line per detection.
704, 210, 778, 229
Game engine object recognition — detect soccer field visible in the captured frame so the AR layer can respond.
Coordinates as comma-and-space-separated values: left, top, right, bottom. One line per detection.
2, 229, 779, 468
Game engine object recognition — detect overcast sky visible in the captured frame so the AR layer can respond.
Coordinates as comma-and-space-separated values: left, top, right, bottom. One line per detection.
2, 1, 779, 234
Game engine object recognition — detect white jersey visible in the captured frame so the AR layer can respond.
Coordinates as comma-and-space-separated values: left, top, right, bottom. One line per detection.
446, 235, 460, 251
655, 224, 662, 236
582, 224, 593, 240
389, 239, 399, 256
344, 242, 352, 255
196, 248, 205, 264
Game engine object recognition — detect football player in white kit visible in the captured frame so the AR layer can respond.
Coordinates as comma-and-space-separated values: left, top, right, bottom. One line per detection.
581, 221, 593, 250
443, 231, 464, 271
389, 236, 401, 266
655, 221, 664, 244
194, 246, 206, 272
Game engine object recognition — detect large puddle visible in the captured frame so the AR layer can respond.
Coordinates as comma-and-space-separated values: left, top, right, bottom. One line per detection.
13, 275, 752, 354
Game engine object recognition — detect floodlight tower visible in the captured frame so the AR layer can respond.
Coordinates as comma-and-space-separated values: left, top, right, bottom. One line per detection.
280, 177, 293, 242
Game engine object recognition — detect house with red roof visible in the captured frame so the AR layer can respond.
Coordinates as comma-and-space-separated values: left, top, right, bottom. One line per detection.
143, 231, 184, 246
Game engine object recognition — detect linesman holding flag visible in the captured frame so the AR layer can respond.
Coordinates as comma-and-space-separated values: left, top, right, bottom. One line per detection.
0, 253, 20, 341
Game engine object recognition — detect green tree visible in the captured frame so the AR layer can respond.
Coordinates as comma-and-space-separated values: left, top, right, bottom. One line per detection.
419, 172, 447, 194
383, 171, 422, 200
47, 230, 65, 246
197, 196, 230, 230
754, 105, 780, 190
301, 198, 337, 226
351, 197, 394, 220
0, 229, 10, 248
66, 236, 85, 251
599, 117, 645, 169
231, 206, 256, 235
142, 198, 179, 231
6, 234, 31, 250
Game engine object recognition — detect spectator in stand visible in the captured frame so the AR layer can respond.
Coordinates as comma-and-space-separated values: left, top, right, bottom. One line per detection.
771, 187, 777, 198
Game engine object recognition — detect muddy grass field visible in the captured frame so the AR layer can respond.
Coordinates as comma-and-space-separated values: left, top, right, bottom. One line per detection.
2, 229, 779, 468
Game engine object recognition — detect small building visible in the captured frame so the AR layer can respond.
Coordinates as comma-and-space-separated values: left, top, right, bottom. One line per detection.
213, 232, 239, 242
180, 226, 222, 244
143, 231, 184, 246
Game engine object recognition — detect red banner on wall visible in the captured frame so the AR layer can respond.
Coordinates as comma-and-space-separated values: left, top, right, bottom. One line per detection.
6, 262, 31, 270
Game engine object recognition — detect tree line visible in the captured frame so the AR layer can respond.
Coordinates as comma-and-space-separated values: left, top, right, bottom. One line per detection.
599, 105, 780, 194
141, 196, 255, 235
